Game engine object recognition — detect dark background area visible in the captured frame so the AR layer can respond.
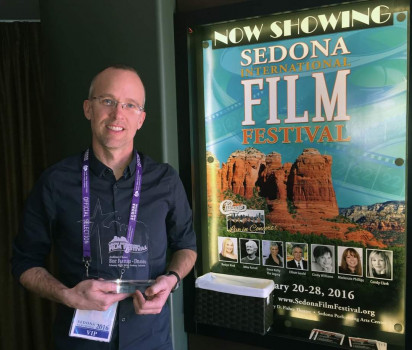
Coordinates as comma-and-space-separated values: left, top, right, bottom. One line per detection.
0, 0, 249, 19
1, 1, 410, 350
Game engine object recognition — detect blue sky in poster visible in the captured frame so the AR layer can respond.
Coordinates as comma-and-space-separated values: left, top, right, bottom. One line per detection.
203, 16, 407, 208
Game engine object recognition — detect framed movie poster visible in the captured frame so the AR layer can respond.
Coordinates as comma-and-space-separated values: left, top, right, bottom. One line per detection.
176, 0, 410, 348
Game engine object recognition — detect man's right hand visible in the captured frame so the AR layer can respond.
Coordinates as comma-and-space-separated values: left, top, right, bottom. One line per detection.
20, 267, 129, 311
63, 279, 130, 311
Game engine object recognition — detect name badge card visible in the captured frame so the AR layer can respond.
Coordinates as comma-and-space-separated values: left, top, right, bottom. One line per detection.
69, 302, 118, 342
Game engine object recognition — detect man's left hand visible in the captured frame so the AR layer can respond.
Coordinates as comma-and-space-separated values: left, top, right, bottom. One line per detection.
132, 274, 177, 314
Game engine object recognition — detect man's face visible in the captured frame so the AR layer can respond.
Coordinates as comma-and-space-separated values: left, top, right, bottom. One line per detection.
246, 242, 257, 255
83, 68, 146, 154
292, 247, 303, 261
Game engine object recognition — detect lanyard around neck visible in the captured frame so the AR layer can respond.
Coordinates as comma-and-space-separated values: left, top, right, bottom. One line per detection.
81, 149, 143, 276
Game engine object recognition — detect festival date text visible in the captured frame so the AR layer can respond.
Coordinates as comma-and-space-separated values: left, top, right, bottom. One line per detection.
292, 284, 355, 300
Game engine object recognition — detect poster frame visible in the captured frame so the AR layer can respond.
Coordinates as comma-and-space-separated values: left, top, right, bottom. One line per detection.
174, 0, 411, 348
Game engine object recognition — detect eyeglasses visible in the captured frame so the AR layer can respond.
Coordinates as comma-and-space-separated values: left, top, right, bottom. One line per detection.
92, 96, 144, 113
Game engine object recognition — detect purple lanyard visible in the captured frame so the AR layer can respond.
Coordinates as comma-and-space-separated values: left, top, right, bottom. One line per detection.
81, 149, 143, 277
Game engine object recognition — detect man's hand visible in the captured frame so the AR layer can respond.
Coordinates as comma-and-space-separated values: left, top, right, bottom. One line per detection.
132, 274, 176, 315
132, 249, 197, 315
19, 267, 130, 311
63, 279, 130, 311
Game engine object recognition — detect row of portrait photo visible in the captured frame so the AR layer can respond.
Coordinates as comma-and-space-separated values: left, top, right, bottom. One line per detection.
218, 237, 394, 280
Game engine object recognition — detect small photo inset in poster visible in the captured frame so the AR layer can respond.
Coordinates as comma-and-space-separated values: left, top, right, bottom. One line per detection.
338, 247, 363, 277
218, 236, 238, 263
366, 249, 393, 280
227, 210, 265, 234
311, 244, 335, 273
240, 238, 260, 265
262, 240, 284, 268
286, 242, 308, 270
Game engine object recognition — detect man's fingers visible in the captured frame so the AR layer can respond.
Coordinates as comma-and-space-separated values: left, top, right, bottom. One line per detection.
95, 280, 118, 293
133, 290, 146, 305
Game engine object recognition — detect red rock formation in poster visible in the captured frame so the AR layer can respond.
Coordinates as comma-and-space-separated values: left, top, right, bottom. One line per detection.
212, 147, 387, 247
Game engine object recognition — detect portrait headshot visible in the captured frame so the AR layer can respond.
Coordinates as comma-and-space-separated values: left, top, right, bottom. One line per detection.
366, 249, 393, 280
240, 239, 260, 265
262, 240, 284, 267
338, 247, 363, 276
286, 243, 308, 270
218, 237, 238, 262
311, 244, 334, 273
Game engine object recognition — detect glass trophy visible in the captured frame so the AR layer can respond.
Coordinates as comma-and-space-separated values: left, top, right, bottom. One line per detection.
104, 279, 156, 294
94, 221, 152, 293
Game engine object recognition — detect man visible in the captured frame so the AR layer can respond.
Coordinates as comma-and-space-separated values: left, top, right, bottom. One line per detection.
11, 65, 197, 349
286, 244, 307, 270
241, 217, 249, 231
251, 217, 264, 232
240, 240, 260, 264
